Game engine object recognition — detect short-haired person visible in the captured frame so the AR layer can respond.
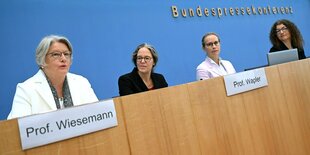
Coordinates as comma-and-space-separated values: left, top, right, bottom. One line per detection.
196, 32, 236, 80
269, 19, 306, 59
7, 35, 98, 119
118, 43, 168, 96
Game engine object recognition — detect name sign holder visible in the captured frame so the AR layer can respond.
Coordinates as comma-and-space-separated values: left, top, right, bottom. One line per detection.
18, 99, 118, 150
223, 68, 268, 96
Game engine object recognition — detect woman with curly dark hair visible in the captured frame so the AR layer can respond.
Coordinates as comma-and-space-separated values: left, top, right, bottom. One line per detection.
269, 19, 306, 59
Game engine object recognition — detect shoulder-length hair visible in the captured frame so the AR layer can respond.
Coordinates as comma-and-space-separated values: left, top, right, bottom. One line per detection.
269, 19, 304, 49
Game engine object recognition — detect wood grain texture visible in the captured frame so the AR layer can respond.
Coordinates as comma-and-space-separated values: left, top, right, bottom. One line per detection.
1, 59, 309, 155
0, 98, 130, 155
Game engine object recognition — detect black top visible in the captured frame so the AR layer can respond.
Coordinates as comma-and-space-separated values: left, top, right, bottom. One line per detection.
269, 42, 306, 60
118, 67, 168, 96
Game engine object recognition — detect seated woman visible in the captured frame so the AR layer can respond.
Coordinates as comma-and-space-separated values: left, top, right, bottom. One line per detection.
196, 32, 236, 80
269, 19, 306, 59
7, 35, 98, 119
118, 43, 168, 96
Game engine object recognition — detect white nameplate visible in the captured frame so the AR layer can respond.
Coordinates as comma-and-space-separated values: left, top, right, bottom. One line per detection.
224, 68, 268, 96
18, 99, 118, 150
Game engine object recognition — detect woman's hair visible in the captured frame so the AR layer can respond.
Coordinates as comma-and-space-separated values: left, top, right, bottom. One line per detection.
269, 19, 304, 49
201, 32, 221, 48
36, 35, 73, 68
132, 43, 158, 68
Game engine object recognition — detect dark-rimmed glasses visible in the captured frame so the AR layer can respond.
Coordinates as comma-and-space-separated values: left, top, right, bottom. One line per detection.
276, 27, 288, 34
137, 56, 152, 62
205, 41, 220, 47
47, 51, 72, 59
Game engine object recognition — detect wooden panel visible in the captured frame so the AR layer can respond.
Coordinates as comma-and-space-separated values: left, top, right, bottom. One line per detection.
1, 59, 310, 155
187, 61, 310, 155
0, 119, 22, 155
187, 77, 256, 155
0, 98, 130, 155
242, 65, 291, 155
275, 59, 310, 155
119, 90, 170, 155
120, 85, 200, 155
157, 85, 200, 155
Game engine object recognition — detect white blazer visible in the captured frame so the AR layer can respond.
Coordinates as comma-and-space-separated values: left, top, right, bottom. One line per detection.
196, 57, 236, 80
7, 70, 98, 119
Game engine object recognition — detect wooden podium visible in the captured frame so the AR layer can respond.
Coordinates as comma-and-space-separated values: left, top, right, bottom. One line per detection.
1, 59, 310, 155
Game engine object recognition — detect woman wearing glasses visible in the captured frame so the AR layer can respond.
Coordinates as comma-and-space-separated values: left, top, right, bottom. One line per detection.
269, 19, 306, 59
118, 43, 168, 96
196, 32, 236, 80
7, 35, 98, 119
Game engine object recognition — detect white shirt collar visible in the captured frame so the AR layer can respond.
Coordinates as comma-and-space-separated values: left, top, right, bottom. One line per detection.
206, 56, 222, 65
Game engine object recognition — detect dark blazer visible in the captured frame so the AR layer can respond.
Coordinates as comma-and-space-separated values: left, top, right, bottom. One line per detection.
118, 68, 168, 96
269, 42, 306, 60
